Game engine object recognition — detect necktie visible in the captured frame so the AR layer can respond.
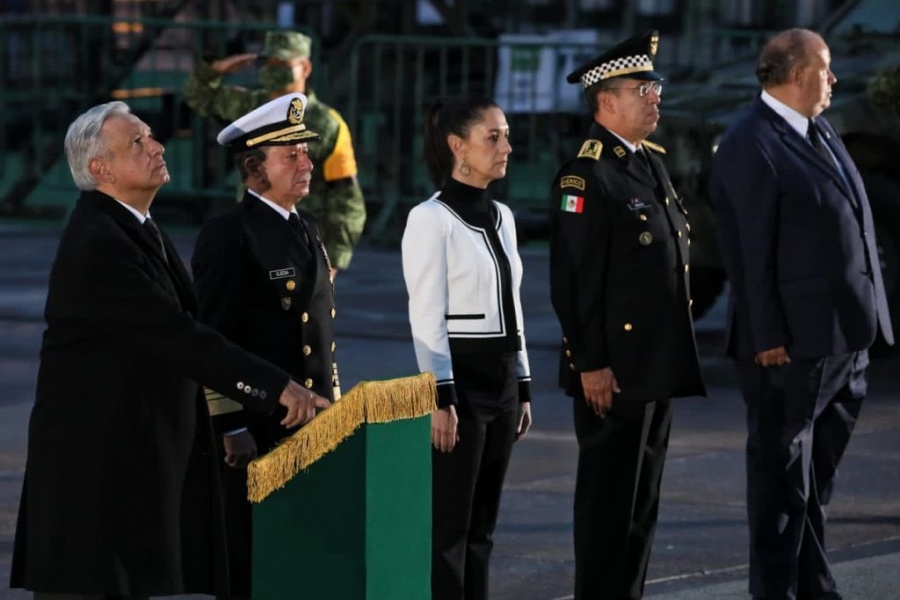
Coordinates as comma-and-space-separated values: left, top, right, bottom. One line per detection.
807, 118, 837, 171
288, 212, 309, 246
143, 217, 168, 264
636, 148, 651, 171
636, 147, 661, 188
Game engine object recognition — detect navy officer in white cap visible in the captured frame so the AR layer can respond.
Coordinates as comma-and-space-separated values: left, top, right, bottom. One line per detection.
191, 93, 338, 599
548, 30, 706, 599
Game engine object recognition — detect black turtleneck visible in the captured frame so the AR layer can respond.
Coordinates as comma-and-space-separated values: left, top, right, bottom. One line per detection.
438, 177, 496, 230
436, 178, 530, 406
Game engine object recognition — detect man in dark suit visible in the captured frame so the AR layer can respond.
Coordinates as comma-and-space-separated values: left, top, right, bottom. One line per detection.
10, 101, 329, 599
549, 30, 706, 599
191, 93, 339, 599
709, 28, 894, 600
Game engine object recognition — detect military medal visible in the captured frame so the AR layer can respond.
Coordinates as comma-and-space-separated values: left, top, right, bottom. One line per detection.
639, 232, 653, 246
281, 297, 292, 311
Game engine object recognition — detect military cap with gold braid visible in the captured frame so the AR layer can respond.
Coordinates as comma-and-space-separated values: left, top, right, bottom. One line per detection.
567, 29, 663, 89
217, 93, 320, 149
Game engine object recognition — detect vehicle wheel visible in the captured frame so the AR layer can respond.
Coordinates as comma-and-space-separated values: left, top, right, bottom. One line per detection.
689, 265, 727, 320
864, 172, 900, 356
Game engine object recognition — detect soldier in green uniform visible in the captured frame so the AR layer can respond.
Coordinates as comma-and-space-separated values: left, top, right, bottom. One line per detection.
548, 30, 706, 600
184, 30, 366, 277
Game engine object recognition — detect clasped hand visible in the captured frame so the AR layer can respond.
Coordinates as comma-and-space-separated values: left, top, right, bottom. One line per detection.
581, 367, 621, 418
754, 346, 791, 367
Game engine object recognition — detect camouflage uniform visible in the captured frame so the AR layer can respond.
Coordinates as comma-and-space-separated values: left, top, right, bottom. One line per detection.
183, 52, 366, 270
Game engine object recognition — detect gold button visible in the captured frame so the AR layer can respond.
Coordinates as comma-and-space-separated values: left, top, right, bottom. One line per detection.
304, 378, 313, 388
303, 345, 312, 356
565, 349, 572, 357
301, 312, 309, 323
624, 323, 633, 331
286, 280, 296, 291
678, 230, 682, 238
690, 299, 694, 307
686, 223, 691, 232
688, 239, 691, 246
562, 336, 568, 344
569, 363, 576, 370
639, 214, 648, 222
331, 341, 336, 352
665, 197, 670, 205
684, 264, 690, 273
331, 308, 336, 319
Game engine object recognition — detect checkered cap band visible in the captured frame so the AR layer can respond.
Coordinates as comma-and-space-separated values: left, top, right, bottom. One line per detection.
580, 54, 653, 88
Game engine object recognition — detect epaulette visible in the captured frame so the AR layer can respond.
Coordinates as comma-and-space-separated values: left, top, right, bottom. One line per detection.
642, 140, 666, 154
577, 139, 603, 160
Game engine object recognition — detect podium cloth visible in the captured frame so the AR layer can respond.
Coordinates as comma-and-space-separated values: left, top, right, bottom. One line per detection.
247, 372, 436, 599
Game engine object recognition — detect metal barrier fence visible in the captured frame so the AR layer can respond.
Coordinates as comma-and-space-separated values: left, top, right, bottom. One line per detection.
0, 16, 318, 219
1, 15, 772, 240
345, 34, 612, 241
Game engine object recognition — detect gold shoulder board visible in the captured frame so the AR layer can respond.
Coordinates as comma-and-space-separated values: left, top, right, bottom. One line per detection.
642, 140, 667, 154
577, 139, 603, 160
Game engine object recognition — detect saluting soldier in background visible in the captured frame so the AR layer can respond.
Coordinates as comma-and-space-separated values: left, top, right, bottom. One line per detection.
548, 30, 706, 600
192, 93, 337, 600
184, 30, 366, 278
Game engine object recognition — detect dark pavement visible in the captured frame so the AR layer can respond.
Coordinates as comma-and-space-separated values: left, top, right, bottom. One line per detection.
0, 221, 898, 599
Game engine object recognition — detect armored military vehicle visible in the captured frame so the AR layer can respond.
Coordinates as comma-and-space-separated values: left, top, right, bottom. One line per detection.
659, 0, 900, 344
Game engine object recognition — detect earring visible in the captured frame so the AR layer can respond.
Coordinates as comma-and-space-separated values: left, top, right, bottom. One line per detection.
459, 162, 471, 176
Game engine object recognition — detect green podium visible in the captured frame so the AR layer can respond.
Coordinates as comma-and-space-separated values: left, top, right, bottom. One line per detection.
247, 373, 436, 600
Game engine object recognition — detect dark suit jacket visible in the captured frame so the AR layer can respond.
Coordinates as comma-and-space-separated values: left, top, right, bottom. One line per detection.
192, 192, 336, 452
709, 96, 893, 359
10, 191, 290, 596
549, 123, 706, 410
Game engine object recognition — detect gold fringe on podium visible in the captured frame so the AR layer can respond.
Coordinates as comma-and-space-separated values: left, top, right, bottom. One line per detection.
247, 372, 437, 503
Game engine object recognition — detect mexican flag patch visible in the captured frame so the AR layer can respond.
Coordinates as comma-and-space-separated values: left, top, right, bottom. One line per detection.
561, 194, 584, 213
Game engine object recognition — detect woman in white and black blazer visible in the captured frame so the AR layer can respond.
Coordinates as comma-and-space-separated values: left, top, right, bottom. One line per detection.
401, 93, 533, 600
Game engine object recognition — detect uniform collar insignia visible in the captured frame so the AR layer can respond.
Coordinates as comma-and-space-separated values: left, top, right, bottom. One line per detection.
577, 139, 603, 160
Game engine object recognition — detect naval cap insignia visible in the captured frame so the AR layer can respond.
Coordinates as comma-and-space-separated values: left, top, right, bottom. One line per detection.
288, 98, 304, 125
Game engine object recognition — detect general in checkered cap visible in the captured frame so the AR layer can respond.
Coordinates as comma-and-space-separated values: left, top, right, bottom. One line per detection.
566, 29, 663, 89
217, 93, 320, 149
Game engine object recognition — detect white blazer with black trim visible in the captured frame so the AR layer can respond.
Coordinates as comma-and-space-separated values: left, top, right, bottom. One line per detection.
401, 192, 531, 398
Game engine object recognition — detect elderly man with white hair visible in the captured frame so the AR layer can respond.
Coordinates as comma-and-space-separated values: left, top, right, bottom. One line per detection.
10, 100, 327, 599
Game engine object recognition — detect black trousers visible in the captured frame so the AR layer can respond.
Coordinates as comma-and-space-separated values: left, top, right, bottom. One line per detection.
572, 396, 673, 600
431, 400, 518, 600
736, 351, 868, 600
215, 458, 253, 600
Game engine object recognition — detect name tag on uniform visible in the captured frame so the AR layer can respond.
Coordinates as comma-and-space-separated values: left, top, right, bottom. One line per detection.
269, 267, 295, 280
627, 197, 649, 211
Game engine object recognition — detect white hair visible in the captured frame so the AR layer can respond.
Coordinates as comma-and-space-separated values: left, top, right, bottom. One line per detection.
64, 101, 132, 190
